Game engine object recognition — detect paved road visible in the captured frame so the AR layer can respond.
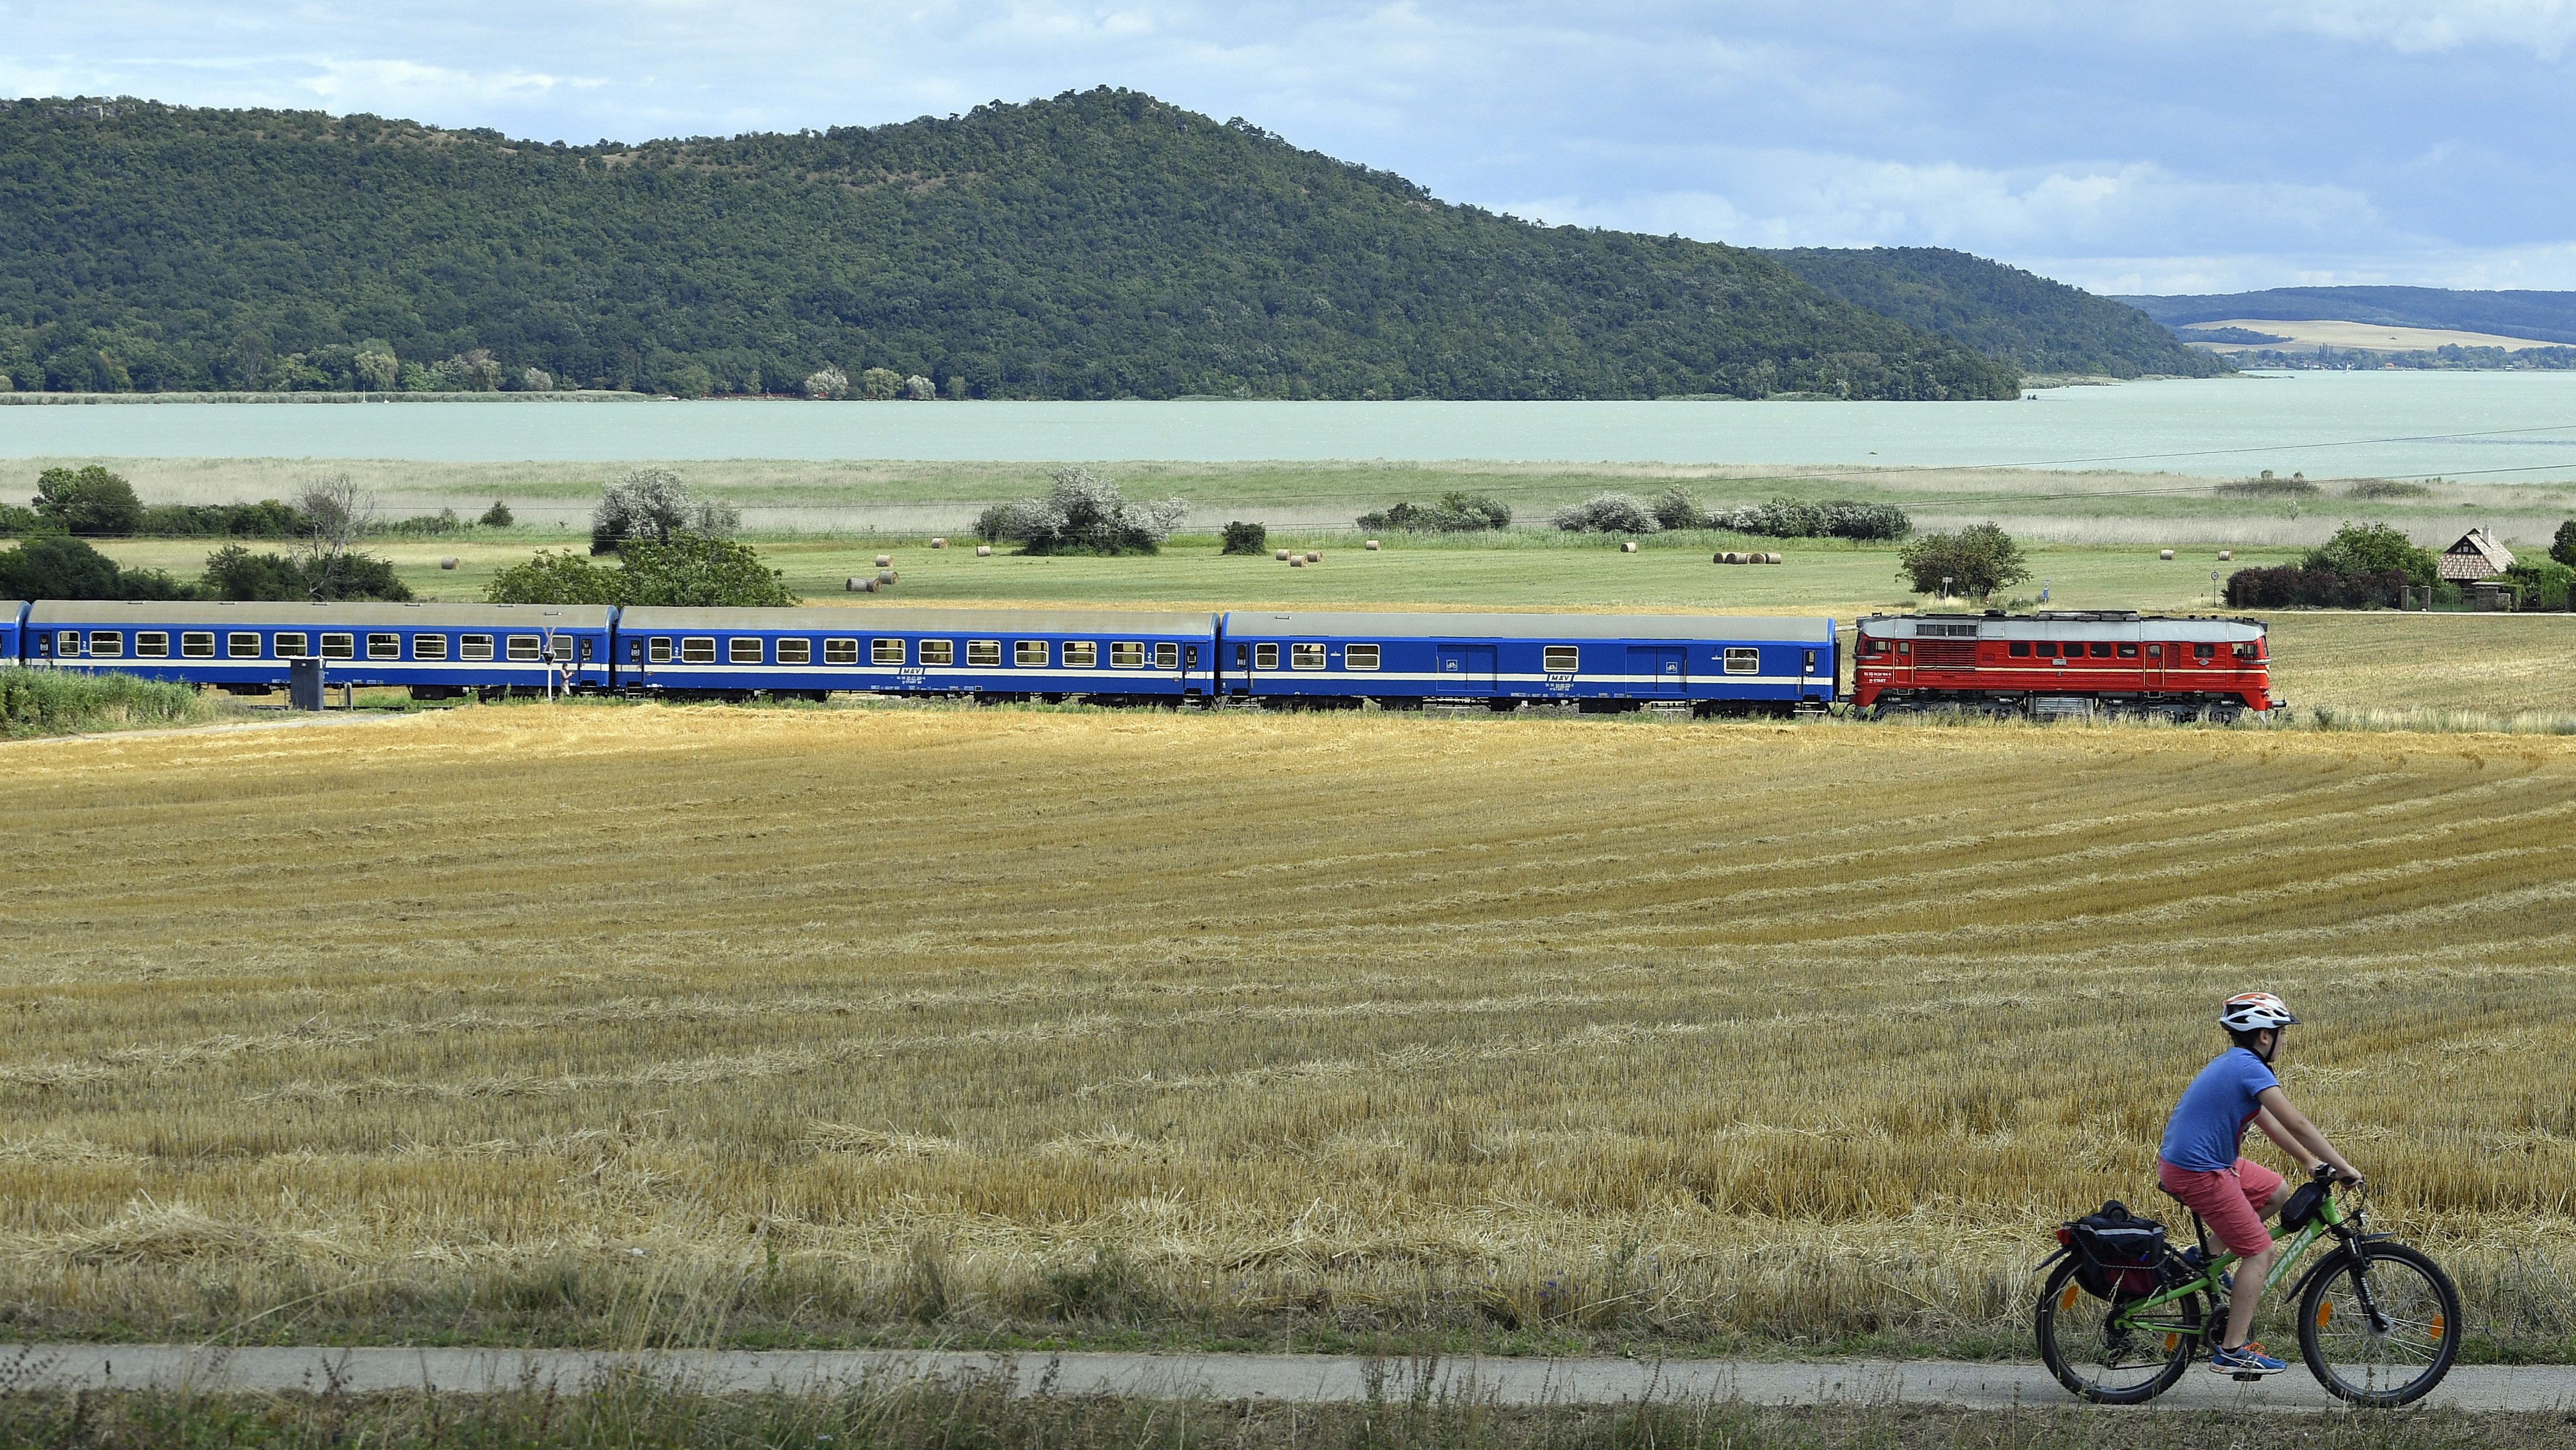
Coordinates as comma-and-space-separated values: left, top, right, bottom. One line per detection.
7, 1347, 2570, 1410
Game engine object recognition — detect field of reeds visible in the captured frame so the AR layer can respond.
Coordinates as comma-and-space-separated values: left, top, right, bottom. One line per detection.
4, 705, 2573, 1358
0, 666, 227, 739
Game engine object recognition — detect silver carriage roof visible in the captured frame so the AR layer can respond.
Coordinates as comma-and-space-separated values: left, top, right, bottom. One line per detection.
2, 600, 24, 624
616, 606, 1218, 633
28, 601, 615, 628
1857, 611, 2263, 643
1224, 611, 1835, 642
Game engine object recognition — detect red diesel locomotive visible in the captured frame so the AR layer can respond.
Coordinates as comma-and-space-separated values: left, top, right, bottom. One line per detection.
1852, 610, 2278, 720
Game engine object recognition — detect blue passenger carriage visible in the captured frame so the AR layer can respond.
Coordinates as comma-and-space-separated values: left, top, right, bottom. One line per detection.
1, 600, 24, 667
615, 607, 1221, 701
23, 601, 614, 696
1216, 611, 1839, 713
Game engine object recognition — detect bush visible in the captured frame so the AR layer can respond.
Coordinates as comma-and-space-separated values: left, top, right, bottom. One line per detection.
802, 365, 850, 400
486, 536, 798, 607
0, 534, 128, 598
2216, 471, 2319, 497
1219, 520, 1268, 555
484, 551, 624, 606
2224, 565, 2407, 609
2505, 560, 2576, 611
134, 499, 310, 538
31, 465, 144, 536
1, 667, 216, 738
2347, 480, 2432, 500
480, 500, 515, 528
2305, 522, 2436, 587
1651, 486, 1704, 531
2554, 519, 2576, 569
591, 467, 741, 554
373, 508, 465, 538
995, 467, 1184, 556
1897, 523, 2028, 601
198, 543, 415, 601
859, 367, 902, 401
971, 504, 1011, 544
1355, 491, 1512, 533
0, 504, 40, 535
1707, 497, 1911, 540
1550, 493, 1660, 533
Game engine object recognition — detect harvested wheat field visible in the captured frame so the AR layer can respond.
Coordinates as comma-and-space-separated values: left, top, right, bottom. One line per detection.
2, 705, 2572, 1357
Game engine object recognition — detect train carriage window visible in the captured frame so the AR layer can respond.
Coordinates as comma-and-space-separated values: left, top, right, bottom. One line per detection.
1290, 642, 1326, 670
2090, 642, 2113, 658
458, 634, 493, 661
1723, 647, 1761, 675
1064, 641, 1098, 668
504, 635, 541, 662
1110, 641, 1146, 668
2008, 641, 2031, 657
729, 637, 764, 665
227, 632, 261, 658
180, 632, 215, 658
554, 636, 577, 662
1254, 643, 1278, 670
1345, 644, 1381, 671
132, 632, 166, 658
919, 639, 954, 666
1155, 642, 1180, 670
367, 633, 401, 660
679, 637, 716, 664
1543, 645, 1580, 673
2118, 643, 2140, 658
322, 633, 357, 660
278, 632, 312, 659
777, 638, 812, 665
649, 637, 674, 665
2147, 643, 2163, 658
825, 639, 860, 666
870, 638, 904, 665
90, 631, 127, 658
414, 633, 449, 661
1015, 640, 1049, 667
966, 639, 1002, 666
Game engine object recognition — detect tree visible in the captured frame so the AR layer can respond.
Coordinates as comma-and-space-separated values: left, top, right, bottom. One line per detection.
591, 467, 740, 554
2305, 522, 2436, 587
902, 374, 935, 400
995, 467, 1185, 555
198, 543, 414, 601
484, 549, 624, 604
1651, 486, 1704, 531
858, 367, 903, 400
1356, 492, 1511, 533
617, 535, 800, 607
1551, 492, 1660, 533
0, 535, 127, 598
32, 465, 145, 536
803, 365, 850, 400
1898, 523, 2029, 601
2552, 519, 2576, 569
479, 500, 515, 527
1220, 520, 1268, 555
353, 341, 399, 392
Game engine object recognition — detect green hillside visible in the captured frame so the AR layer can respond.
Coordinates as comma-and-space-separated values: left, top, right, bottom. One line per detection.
1770, 247, 2231, 378
2119, 286, 2576, 345
0, 90, 2018, 402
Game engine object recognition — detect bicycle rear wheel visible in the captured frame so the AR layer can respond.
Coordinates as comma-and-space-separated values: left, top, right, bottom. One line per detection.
2297, 1241, 2461, 1406
2034, 1259, 2202, 1404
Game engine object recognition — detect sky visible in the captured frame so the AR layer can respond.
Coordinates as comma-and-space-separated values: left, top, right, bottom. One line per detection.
7, 1, 2575, 295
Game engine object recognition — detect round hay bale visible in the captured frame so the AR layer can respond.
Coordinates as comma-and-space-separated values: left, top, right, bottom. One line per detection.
1619, 540, 1638, 553
1766, 552, 1784, 565
976, 545, 992, 557
875, 554, 892, 568
1289, 555, 1306, 568
2160, 549, 2176, 561
931, 538, 947, 549
2219, 549, 2234, 561
1365, 539, 1381, 551
1276, 549, 1290, 561
844, 577, 863, 591
1712, 552, 1726, 564
438, 557, 459, 570
878, 569, 897, 585
1724, 551, 1746, 565
1306, 551, 1321, 563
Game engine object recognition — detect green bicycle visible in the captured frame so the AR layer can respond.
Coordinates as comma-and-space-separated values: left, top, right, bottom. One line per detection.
2034, 1164, 2461, 1406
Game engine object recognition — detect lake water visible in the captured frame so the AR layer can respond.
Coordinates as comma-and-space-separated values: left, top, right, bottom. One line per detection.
2, 371, 2573, 480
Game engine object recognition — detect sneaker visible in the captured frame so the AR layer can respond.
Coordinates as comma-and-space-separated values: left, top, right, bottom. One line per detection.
2211, 1341, 2287, 1376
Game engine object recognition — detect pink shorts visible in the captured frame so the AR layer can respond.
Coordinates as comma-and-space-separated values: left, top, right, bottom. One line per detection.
2158, 1156, 2285, 1257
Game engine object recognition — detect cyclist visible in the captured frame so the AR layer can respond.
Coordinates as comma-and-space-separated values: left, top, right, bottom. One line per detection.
2157, 991, 2363, 1377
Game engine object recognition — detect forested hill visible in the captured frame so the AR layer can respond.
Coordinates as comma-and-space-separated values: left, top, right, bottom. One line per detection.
0, 91, 2019, 402
1769, 247, 2231, 378
2118, 286, 2576, 345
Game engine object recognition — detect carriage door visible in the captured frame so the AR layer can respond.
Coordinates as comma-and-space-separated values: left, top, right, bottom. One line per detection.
2141, 639, 2166, 694
1435, 644, 1496, 694
1629, 646, 1685, 694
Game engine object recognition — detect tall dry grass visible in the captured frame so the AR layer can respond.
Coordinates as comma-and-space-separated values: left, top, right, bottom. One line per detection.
1, 707, 2572, 1355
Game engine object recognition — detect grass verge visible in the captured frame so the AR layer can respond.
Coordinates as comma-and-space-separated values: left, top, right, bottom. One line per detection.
0, 668, 225, 739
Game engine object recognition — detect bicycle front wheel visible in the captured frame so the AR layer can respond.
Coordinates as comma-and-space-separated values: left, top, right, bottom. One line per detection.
2297, 1241, 2461, 1406
2034, 1258, 2202, 1404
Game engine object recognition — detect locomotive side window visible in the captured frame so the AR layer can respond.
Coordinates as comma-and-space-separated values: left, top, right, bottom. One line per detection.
2147, 643, 2163, 658
919, 639, 954, 666
2234, 642, 2259, 661
2119, 643, 2140, 658
2036, 642, 2057, 658
367, 633, 401, 659
2090, 642, 2113, 658
1895, 640, 1910, 655
1254, 643, 1278, 670
1723, 647, 1760, 675
277, 632, 312, 659
1015, 640, 1049, 667
1063, 641, 1097, 668
777, 638, 812, 665
680, 637, 716, 664
2008, 642, 2031, 658
1345, 644, 1380, 671
1290, 643, 1326, 670
871, 638, 904, 665
730, 638, 765, 665
1862, 637, 1886, 655
2194, 643, 2215, 662
323, 633, 357, 659
1156, 642, 1180, 669
649, 637, 674, 664
415, 634, 449, 661
1110, 642, 1146, 668
1543, 645, 1580, 673
825, 639, 860, 666
967, 639, 1002, 666
228, 632, 261, 659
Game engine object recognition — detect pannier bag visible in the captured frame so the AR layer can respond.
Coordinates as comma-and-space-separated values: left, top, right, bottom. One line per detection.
2056, 1199, 2169, 1299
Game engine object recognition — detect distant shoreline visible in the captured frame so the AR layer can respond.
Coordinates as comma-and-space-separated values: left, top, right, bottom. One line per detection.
0, 390, 653, 406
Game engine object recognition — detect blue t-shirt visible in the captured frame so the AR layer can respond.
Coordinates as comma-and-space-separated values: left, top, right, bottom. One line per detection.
2160, 1047, 2280, 1172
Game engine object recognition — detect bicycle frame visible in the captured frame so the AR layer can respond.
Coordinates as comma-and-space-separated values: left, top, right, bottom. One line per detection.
2108, 1192, 2347, 1333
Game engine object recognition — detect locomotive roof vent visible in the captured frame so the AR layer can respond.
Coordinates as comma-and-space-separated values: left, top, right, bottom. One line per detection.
2032, 610, 2143, 622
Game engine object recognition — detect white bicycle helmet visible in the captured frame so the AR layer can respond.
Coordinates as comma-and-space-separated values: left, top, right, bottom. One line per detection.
2219, 991, 2299, 1033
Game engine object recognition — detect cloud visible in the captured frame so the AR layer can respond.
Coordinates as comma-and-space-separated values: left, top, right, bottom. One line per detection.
296, 59, 603, 109
2233, 0, 2576, 57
